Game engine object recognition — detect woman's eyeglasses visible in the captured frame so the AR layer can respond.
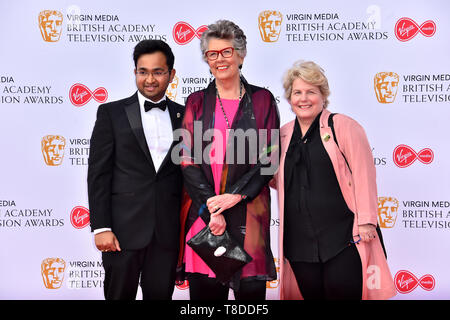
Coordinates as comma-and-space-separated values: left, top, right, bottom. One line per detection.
204, 47, 235, 61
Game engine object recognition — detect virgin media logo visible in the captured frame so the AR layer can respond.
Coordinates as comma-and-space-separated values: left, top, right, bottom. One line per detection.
393, 144, 434, 168
175, 280, 189, 290
70, 206, 90, 229
173, 22, 208, 45
69, 83, 108, 107
395, 17, 436, 42
394, 270, 435, 294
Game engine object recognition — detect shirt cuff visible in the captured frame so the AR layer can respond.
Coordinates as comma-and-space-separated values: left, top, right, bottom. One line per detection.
93, 228, 112, 235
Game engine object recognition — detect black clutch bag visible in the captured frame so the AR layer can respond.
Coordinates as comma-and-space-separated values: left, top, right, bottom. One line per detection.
187, 225, 252, 284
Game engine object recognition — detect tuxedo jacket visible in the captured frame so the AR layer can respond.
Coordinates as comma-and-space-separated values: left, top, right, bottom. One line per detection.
88, 92, 184, 251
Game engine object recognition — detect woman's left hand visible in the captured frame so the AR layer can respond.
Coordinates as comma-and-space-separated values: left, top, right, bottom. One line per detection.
209, 213, 226, 236
207, 194, 242, 216
358, 224, 377, 242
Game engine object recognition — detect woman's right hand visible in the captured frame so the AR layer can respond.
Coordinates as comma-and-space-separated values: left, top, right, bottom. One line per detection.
209, 213, 226, 236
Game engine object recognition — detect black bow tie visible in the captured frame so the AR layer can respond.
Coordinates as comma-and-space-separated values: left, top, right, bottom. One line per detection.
144, 99, 167, 112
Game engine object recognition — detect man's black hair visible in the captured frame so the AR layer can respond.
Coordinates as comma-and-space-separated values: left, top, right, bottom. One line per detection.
133, 40, 175, 70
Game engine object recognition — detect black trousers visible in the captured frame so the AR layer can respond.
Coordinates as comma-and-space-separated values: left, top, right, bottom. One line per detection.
187, 273, 267, 300
102, 235, 178, 300
288, 244, 362, 300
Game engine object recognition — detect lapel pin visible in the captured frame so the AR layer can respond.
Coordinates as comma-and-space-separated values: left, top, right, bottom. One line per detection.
322, 133, 330, 142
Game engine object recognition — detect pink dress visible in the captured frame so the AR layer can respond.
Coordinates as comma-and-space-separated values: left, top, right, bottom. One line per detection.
184, 97, 239, 277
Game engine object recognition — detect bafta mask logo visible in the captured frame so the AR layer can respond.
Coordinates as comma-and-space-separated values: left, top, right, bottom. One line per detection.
166, 75, 179, 101
41, 258, 66, 289
378, 196, 399, 228
374, 72, 399, 103
38, 10, 63, 42
258, 10, 283, 43
42, 135, 66, 166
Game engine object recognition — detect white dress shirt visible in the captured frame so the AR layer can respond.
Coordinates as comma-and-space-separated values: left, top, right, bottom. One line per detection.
137, 91, 173, 172
93, 91, 174, 235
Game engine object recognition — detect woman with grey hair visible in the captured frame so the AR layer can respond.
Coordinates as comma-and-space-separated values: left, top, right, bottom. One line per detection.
178, 20, 280, 300
272, 60, 395, 300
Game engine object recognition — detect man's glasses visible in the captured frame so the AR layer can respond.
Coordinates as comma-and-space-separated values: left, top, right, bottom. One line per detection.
136, 70, 170, 79
204, 47, 235, 61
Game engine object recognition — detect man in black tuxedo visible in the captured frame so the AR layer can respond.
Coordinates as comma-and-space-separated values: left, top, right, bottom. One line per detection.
88, 40, 184, 300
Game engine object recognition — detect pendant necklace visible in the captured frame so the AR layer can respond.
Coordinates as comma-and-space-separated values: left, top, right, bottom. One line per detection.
216, 81, 243, 129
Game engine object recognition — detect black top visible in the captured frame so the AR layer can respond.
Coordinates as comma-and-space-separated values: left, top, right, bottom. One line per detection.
283, 113, 354, 263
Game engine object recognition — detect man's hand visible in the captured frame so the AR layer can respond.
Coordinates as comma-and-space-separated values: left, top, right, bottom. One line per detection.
95, 231, 121, 252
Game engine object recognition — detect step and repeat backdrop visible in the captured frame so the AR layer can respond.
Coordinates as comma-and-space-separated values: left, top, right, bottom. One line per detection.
0, 0, 449, 300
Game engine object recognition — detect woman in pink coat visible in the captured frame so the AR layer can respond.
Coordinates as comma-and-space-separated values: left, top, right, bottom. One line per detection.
272, 60, 396, 300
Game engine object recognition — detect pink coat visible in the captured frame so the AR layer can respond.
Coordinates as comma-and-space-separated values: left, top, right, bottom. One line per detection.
272, 109, 396, 300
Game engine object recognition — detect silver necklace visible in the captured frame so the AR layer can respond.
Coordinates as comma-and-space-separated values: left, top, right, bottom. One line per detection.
216, 81, 243, 129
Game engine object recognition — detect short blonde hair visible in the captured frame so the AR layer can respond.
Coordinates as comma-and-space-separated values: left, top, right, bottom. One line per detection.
282, 60, 330, 108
